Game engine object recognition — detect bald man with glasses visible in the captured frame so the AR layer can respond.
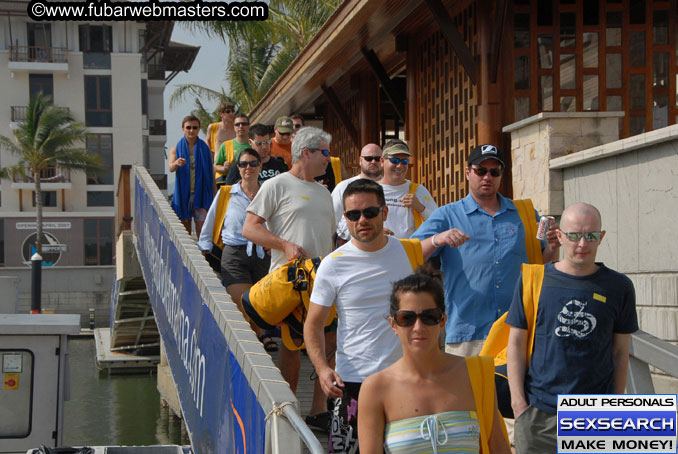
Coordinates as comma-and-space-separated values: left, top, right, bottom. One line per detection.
412, 144, 561, 357
507, 202, 637, 453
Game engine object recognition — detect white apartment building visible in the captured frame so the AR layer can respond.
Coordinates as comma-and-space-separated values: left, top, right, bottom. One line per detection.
0, 1, 197, 270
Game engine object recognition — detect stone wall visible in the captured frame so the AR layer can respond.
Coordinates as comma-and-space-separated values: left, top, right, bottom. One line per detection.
551, 124, 678, 393
504, 112, 623, 216
0, 266, 115, 327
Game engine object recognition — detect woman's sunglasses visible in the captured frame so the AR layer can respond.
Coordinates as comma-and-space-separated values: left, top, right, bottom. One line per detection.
392, 308, 444, 327
344, 206, 383, 222
237, 160, 260, 168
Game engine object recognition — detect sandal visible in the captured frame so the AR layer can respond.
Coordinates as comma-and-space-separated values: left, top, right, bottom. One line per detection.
305, 411, 332, 433
258, 335, 278, 352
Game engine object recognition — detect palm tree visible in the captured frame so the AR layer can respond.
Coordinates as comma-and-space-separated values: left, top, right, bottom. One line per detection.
175, 0, 341, 113
168, 84, 235, 133
0, 93, 101, 255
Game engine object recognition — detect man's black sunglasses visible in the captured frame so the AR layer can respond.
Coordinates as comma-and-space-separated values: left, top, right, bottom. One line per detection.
393, 308, 444, 327
361, 156, 382, 162
471, 166, 503, 177
344, 206, 383, 222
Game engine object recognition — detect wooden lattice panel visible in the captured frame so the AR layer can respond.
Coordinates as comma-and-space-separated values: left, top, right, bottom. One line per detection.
325, 94, 361, 177
414, 4, 478, 206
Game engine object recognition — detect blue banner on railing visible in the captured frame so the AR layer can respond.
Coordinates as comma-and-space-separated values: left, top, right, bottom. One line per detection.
134, 176, 266, 453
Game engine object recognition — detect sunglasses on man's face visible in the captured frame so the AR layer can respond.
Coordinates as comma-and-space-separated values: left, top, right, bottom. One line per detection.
223, 109, 233, 114
361, 156, 382, 162
344, 206, 383, 222
307, 148, 330, 157
293, 123, 303, 129
278, 132, 292, 136
392, 308, 444, 327
559, 230, 603, 242
252, 140, 271, 146
234, 122, 249, 127
237, 160, 260, 168
471, 166, 503, 177
388, 157, 409, 166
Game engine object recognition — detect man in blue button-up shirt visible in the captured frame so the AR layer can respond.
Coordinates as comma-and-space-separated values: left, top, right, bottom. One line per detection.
413, 144, 561, 356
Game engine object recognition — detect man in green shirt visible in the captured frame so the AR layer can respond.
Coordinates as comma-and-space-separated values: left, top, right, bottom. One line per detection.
214, 112, 250, 186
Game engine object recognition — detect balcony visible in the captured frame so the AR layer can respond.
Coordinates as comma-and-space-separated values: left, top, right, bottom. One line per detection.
11, 106, 27, 122
149, 119, 166, 136
8, 46, 69, 73
11, 106, 70, 125
11, 166, 72, 190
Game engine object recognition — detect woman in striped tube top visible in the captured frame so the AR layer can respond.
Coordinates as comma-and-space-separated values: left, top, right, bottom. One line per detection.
357, 266, 510, 454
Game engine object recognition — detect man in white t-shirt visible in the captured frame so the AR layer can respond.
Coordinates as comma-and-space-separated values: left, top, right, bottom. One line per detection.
243, 126, 336, 418
330, 143, 383, 244
380, 140, 438, 238
305, 178, 451, 453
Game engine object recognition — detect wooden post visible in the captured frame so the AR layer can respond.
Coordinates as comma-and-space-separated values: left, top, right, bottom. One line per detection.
477, 0, 501, 147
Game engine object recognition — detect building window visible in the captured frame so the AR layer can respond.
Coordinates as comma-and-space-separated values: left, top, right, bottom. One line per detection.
86, 134, 113, 184
87, 191, 114, 207
85, 76, 112, 126
27, 23, 51, 61
29, 74, 53, 101
84, 218, 113, 266
32, 191, 57, 207
79, 25, 112, 69
141, 79, 148, 115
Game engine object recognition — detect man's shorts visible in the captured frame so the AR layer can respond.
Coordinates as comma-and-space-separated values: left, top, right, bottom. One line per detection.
329, 381, 361, 454
220, 244, 270, 287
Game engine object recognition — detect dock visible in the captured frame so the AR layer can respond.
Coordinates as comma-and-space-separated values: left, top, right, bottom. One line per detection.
94, 327, 160, 374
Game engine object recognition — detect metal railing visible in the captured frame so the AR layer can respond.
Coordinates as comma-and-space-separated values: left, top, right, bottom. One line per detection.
11, 106, 27, 122
12, 166, 71, 183
9, 45, 68, 63
627, 330, 678, 393
132, 166, 323, 453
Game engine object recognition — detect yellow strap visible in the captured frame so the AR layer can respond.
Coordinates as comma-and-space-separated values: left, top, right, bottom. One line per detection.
409, 182, 424, 229
211, 185, 233, 248
521, 263, 545, 368
513, 199, 543, 265
466, 356, 508, 453
330, 157, 342, 184
398, 238, 424, 271
215, 140, 236, 179
209, 122, 219, 154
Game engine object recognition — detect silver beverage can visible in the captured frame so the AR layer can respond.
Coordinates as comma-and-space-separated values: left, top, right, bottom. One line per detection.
536, 216, 555, 240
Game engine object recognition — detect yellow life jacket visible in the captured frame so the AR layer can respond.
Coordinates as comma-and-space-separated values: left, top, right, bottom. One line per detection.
408, 182, 427, 230
479, 263, 545, 367
211, 185, 233, 249
513, 199, 544, 265
466, 355, 510, 453
208, 122, 219, 155
330, 156, 342, 185
243, 238, 424, 351
215, 140, 238, 180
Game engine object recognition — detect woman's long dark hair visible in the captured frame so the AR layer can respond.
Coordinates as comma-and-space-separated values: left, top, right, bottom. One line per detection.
389, 263, 445, 316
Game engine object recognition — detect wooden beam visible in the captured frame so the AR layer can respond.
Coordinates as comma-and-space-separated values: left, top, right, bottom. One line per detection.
423, 0, 478, 85
489, 0, 508, 83
361, 47, 406, 123
321, 84, 360, 148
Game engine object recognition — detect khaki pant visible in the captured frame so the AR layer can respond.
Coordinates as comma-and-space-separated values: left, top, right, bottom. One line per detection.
514, 405, 557, 454
444, 339, 485, 356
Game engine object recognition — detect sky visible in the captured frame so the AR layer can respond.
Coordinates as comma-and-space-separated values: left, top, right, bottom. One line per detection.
163, 23, 230, 192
